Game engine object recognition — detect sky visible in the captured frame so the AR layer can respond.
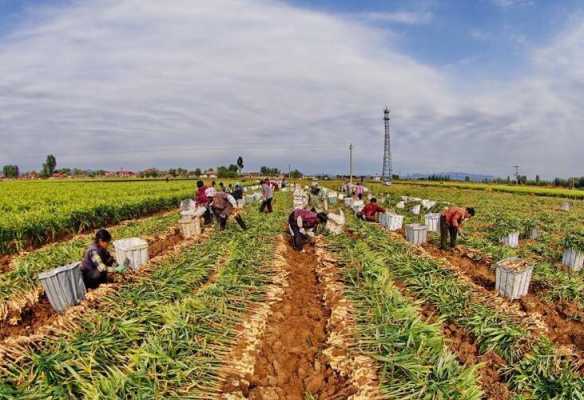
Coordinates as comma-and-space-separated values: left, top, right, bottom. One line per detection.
0, 0, 583, 178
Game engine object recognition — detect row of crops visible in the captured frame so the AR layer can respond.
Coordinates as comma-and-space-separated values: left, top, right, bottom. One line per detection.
0, 192, 290, 398
0, 211, 179, 325
0, 180, 201, 254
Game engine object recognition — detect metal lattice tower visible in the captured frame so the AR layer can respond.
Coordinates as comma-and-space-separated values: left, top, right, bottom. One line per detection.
382, 107, 392, 183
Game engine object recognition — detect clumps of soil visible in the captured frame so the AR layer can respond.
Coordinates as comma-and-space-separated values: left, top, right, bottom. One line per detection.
0, 296, 55, 340
0, 255, 12, 273
223, 242, 354, 399
146, 227, 183, 259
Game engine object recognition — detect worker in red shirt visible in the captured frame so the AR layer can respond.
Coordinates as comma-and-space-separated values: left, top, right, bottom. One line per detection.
440, 207, 475, 250
195, 180, 212, 225
288, 208, 328, 251
358, 198, 385, 222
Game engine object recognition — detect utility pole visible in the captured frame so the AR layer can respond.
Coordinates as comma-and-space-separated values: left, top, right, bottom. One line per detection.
349, 143, 353, 184
513, 165, 520, 184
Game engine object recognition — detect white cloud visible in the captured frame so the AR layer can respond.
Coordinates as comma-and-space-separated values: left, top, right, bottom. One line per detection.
360, 11, 433, 25
491, 0, 533, 8
0, 0, 582, 178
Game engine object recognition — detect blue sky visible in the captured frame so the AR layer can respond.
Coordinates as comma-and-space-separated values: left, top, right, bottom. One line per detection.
0, 0, 583, 178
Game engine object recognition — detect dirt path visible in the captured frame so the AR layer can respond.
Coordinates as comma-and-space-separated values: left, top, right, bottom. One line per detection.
222, 238, 355, 399
422, 243, 584, 372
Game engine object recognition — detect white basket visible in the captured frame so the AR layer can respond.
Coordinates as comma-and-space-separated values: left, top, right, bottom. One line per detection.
562, 248, 584, 272
396, 201, 405, 209
411, 205, 421, 215
380, 213, 404, 231
38, 262, 86, 313
351, 200, 364, 214
501, 232, 520, 248
179, 217, 201, 239
114, 238, 149, 271
560, 202, 571, 211
422, 200, 437, 209
495, 258, 533, 300
405, 224, 428, 245
327, 194, 338, 205
344, 198, 354, 207
425, 213, 441, 233
338, 194, 345, 200
529, 228, 540, 240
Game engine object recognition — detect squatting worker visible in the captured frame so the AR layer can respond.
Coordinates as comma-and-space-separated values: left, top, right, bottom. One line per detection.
288, 208, 328, 252
211, 188, 247, 231
440, 207, 475, 250
358, 198, 385, 222
80, 229, 126, 289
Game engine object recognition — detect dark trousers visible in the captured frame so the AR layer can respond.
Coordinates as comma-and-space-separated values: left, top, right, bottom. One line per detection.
212, 208, 247, 231
81, 267, 107, 290
203, 201, 214, 225
260, 198, 273, 213
440, 215, 458, 250
288, 214, 307, 251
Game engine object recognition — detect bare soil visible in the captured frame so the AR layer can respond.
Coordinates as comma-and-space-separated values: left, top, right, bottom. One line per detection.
422, 243, 584, 369
222, 242, 354, 399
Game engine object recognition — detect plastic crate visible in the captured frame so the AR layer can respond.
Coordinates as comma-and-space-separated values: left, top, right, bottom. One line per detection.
405, 224, 428, 245
179, 217, 201, 239
425, 213, 441, 233
562, 248, 584, 272
500, 232, 520, 248
495, 258, 533, 300
38, 262, 86, 313
114, 238, 149, 271
411, 205, 421, 215
380, 213, 404, 231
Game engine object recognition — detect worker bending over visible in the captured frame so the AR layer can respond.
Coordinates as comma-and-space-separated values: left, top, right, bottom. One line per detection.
358, 198, 385, 222
80, 229, 126, 289
440, 207, 475, 250
288, 208, 328, 251
212, 188, 247, 231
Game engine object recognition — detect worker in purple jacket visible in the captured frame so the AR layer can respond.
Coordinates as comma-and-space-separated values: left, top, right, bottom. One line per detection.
80, 229, 126, 289
288, 208, 328, 251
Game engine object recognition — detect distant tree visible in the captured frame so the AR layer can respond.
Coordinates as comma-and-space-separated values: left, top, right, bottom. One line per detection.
2, 165, 19, 178
55, 168, 71, 176
535, 175, 540, 184
464, 176, 470, 182
193, 168, 202, 177
237, 156, 244, 174
41, 154, 57, 177
288, 169, 303, 179
260, 166, 281, 176
168, 168, 178, 177
217, 165, 239, 178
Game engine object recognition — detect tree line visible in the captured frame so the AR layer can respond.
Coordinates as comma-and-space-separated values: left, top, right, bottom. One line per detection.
2, 154, 302, 180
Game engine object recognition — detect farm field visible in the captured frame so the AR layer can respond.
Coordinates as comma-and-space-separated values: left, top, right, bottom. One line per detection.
390, 180, 584, 200
1, 182, 584, 399
0, 180, 200, 254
